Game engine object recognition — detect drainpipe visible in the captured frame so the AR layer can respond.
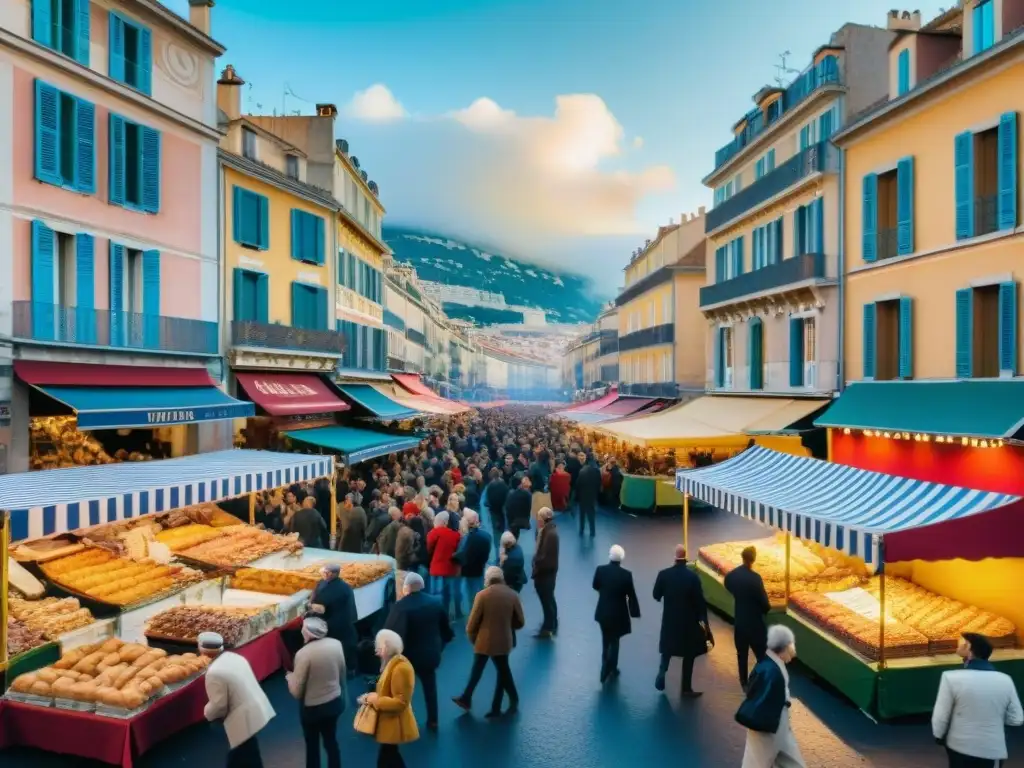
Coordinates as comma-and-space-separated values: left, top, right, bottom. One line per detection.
836, 143, 846, 395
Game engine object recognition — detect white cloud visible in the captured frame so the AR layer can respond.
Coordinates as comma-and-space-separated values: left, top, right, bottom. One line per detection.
346, 84, 407, 123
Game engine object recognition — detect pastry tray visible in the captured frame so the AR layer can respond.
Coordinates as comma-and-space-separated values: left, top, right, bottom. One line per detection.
54, 697, 96, 712
4, 692, 53, 707
96, 701, 153, 719
41, 573, 203, 615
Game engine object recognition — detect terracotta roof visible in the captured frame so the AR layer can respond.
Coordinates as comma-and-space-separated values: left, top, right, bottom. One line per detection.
673, 239, 707, 269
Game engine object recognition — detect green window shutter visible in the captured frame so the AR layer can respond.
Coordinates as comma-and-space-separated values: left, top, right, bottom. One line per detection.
813, 197, 824, 253
75, 0, 90, 65
314, 216, 325, 265
32, 0, 53, 47
232, 267, 245, 321
748, 319, 763, 390
75, 233, 96, 344
788, 318, 804, 387
291, 282, 302, 327
997, 112, 1018, 231
75, 97, 95, 193
317, 287, 329, 329
256, 273, 270, 323
794, 206, 805, 257
862, 173, 878, 262
999, 281, 1018, 376
140, 126, 160, 213
715, 247, 726, 282
955, 288, 974, 378
34, 79, 61, 186
232, 186, 243, 243
108, 14, 125, 83
714, 327, 724, 387
30, 219, 56, 341
898, 296, 913, 379
954, 131, 975, 240
258, 194, 270, 249
108, 113, 126, 206
862, 303, 876, 380
896, 158, 914, 255
290, 209, 301, 261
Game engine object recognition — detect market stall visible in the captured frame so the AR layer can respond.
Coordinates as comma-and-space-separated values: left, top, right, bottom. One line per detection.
283, 424, 422, 466
389, 374, 470, 414
557, 395, 658, 425
675, 446, 1024, 718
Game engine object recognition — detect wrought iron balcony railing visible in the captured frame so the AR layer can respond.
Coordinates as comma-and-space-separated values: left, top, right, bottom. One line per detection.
617, 323, 674, 352
700, 252, 826, 308
232, 320, 347, 355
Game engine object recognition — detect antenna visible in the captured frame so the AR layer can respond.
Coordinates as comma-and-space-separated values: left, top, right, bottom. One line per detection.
774, 51, 801, 87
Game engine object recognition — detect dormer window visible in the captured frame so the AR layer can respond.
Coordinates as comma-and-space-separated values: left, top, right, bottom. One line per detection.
242, 127, 257, 160
766, 100, 782, 123
897, 49, 911, 95
286, 155, 299, 180
973, 0, 995, 54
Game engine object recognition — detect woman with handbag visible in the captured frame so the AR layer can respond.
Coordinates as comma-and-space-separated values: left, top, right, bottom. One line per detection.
287, 618, 346, 768
356, 629, 419, 768
735, 624, 806, 767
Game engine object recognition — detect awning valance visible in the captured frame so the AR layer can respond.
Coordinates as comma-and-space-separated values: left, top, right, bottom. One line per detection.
0, 450, 333, 541
338, 383, 419, 420
676, 446, 1023, 565
235, 372, 350, 416
814, 380, 1024, 439
285, 425, 421, 464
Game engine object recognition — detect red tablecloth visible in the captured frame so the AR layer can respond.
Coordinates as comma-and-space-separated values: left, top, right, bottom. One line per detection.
0, 625, 294, 768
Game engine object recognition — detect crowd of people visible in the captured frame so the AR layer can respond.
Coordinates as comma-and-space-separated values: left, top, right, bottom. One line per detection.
196, 406, 1021, 768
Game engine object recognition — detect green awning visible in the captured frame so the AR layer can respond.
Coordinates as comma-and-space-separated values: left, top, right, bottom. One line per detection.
284, 425, 421, 464
814, 380, 1024, 439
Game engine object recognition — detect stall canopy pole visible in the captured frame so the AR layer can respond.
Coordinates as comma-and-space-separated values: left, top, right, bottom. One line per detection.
878, 539, 887, 670
248, 492, 256, 526
683, 493, 690, 559
784, 530, 792, 604
1, 510, 9, 670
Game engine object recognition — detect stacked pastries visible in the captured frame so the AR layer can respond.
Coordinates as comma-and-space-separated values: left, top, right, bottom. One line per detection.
8, 596, 95, 639
41, 549, 202, 606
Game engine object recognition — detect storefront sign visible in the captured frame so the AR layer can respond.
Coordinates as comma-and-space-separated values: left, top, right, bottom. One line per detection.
273, 411, 339, 431
76, 402, 254, 431
251, 380, 321, 397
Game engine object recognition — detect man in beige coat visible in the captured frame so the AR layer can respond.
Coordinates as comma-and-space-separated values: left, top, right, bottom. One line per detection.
201, 631, 276, 767
452, 566, 525, 718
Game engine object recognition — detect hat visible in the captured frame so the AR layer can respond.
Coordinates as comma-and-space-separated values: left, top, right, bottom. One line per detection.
197, 632, 224, 650
302, 617, 328, 640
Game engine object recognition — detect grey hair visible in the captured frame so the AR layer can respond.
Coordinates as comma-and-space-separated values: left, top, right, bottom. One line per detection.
538, 506, 553, 521
609, 544, 625, 562
463, 509, 480, 528
403, 571, 425, 592
375, 628, 404, 657
434, 511, 450, 528
484, 565, 505, 586
767, 624, 796, 654
500, 530, 516, 548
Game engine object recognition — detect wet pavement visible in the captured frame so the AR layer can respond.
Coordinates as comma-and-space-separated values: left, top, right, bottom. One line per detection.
4, 505, 1021, 767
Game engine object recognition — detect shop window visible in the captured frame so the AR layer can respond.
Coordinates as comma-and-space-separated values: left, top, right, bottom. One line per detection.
876, 169, 898, 259
974, 126, 999, 236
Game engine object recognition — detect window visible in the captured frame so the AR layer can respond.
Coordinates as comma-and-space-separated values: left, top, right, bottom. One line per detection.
794, 200, 823, 256
290, 209, 325, 264
34, 80, 95, 193
863, 298, 912, 381
956, 284, 1019, 378
955, 115, 1018, 240
766, 99, 782, 123
285, 155, 299, 180
242, 127, 257, 160
973, 0, 995, 55
124, 247, 142, 313
291, 282, 327, 330
233, 268, 268, 323
788, 316, 815, 387
56, 232, 76, 309
721, 327, 734, 387
32, 0, 89, 63
108, 113, 160, 212
733, 173, 742, 194
799, 122, 816, 151
974, 125, 1000, 236
232, 187, 269, 249
755, 149, 776, 179
108, 12, 152, 94
897, 49, 911, 96
818, 106, 836, 142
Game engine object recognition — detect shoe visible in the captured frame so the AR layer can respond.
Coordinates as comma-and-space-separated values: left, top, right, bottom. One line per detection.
451, 696, 471, 712
655, 672, 666, 691
534, 630, 553, 640
484, 710, 502, 719
681, 690, 704, 698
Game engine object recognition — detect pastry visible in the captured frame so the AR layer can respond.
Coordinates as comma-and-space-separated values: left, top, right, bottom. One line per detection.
7, 617, 48, 657
232, 567, 319, 596
177, 527, 300, 566
40, 549, 203, 606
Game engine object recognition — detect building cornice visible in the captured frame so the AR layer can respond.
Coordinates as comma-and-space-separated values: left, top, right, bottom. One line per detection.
135, 0, 226, 56
219, 150, 339, 211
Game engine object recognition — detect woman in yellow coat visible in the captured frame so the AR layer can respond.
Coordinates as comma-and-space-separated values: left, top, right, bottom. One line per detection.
360, 628, 419, 767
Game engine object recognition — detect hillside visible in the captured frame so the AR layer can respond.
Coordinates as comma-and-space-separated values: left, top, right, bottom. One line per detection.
383, 226, 607, 325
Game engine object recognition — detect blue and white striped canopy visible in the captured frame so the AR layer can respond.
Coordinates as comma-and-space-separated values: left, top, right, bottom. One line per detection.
675, 447, 1020, 567
0, 450, 334, 542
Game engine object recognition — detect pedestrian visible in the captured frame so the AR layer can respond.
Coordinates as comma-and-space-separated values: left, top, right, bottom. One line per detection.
426, 510, 461, 618
455, 509, 492, 612
337, 494, 367, 554
549, 460, 571, 511
736, 624, 806, 768
653, 544, 713, 697
504, 475, 533, 541
200, 631, 275, 767
365, 504, 391, 553
309, 562, 359, 675
384, 572, 454, 731
498, 530, 527, 593
724, 545, 771, 690
361, 629, 419, 768
932, 632, 1023, 767
532, 506, 560, 639
485, 468, 510, 555
375, 506, 403, 558
592, 544, 641, 684
394, 518, 419, 575
576, 452, 601, 537
452, 566, 524, 718
287, 617, 346, 768
289, 496, 329, 548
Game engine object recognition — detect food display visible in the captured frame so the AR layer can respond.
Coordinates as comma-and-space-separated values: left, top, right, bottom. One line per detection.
41, 549, 204, 606
298, 560, 394, 588
177, 527, 301, 567
9, 596, 95, 639
232, 567, 319, 596
144, 606, 267, 647
7, 617, 49, 657
29, 416, 120, 470
155, 524, 225, 552
8, 558, 46, 598
7, 638, 210, 712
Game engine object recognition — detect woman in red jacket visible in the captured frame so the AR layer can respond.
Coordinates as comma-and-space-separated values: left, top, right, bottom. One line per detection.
549, 460, 571, 511
427, 511, 461, 618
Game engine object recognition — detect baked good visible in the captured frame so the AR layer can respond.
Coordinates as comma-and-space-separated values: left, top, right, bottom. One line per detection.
9, 596, 95, 639
7, 617, 48, 657
155, 524, 225, 552
299, 560, 393, 589
145, 606, 258, 646
40, 549, 203, 606
232, 567, 319, 596
178, 527, 300, 566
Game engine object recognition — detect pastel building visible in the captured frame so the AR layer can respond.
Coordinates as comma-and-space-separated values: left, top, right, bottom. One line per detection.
0, 0, 244, 473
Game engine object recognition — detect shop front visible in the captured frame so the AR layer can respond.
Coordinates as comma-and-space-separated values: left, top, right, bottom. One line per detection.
232, 371, 352, 451
15, 362, 254, 472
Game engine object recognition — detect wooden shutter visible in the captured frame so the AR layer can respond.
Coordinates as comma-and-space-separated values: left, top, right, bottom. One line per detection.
232, 267, 246, 322
256, 273, 270, 323
813, 198, 824, 253
142, 249, 160, 348
140, 126, 160, 213
34, 80, 61, 186
258, 194, 270, 249
138, 25, 153, 95
748, 318, 763, 390
290, 209, 301, 261
955, 288, 973, 378
896, 157, 914, 255
108, 14, 125, 83
999, 281, 1018, 376
997, 112, 1018, 231
898, 296, 913, 379
75, 0, 90, 65
232, 187, 243, 243
954, 131, 975, 240
714, 327, 724, 387
75, 233, 96, 344
788, 318, 804, 387
30, 219, 56, 341
32, 0, 52, 47
108, 113, 126, 206
109, 241, 125, 346
314, 216, 325, 265
862, 303, 876, 380
291, 282, 303, 328
861, 173, 877, 263
75, 97, 96, 193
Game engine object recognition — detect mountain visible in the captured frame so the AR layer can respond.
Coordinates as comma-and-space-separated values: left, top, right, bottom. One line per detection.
383, 225, 607, 325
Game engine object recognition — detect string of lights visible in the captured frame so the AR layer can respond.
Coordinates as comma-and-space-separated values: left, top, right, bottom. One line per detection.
840, 427, 1007, 448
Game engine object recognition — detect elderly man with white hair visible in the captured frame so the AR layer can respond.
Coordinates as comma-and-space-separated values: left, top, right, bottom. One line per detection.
592, 544, 641, 684
383, 572, 454, 730
453, 566, 525, 718
287, 617, 346, 768
736, 624, 806, 768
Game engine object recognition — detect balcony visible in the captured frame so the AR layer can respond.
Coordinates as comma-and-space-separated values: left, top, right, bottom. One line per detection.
231, 320, 347, 355
700, 252, 826, 308
706, 143, 838, 232
713, 55, 840, 172
406, 327, 426, 347
13, 302, 218, 355
383, 309, 405, 331
618, 323, 674, 352
615, 265, 674, 307
620, 382, 679, 398
975, 194, 998, 237
387, 355, 406, 372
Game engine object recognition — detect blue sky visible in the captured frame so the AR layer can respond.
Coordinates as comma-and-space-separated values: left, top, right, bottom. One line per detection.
165, 0, 944, 290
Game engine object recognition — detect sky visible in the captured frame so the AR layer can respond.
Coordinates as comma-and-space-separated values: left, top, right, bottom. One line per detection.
164, 0, 945, 294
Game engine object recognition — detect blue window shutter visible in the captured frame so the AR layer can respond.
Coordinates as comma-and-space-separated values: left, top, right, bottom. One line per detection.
897, 50, 910, 95
30, 219, 55, 341
34, 80, 61, 186
862, 173, 878, 262
896, 157, 914, 255
748, 319, 762, 390
232, 186, 243, 243
75, 233, 95, 343
108, 113, 126, 205
735, 237, 744, 275
775, 218, 784, 263
998, 112, 1018, 231
291, 282, 302, 327
32, 0, 53, 47
715, 247, 725, 282
955, 288, 973, 378
142, 249, 160, 347
318, 287, 329, 329
789, 318, 804, 387
75, 0, 91, 64
256, 273, 269, 323
999, 281, 1018, 376
140, 126, 160, 213
290, 209, 300, 261
768, 149, 775, 171
898, 296, 913, 379
232, 267, 245, 321
258, 194, 269, 249
862, 303, 876, 380
315, 216, 325, 265
794, 206, 805, 256
108, 14, 125, 83
814, 198, 824, 253
109, 241, 124, 345
714, 327, 723, 387
138, 26, 152, 95
954, 130, 975, 239
74, 97, 95, 193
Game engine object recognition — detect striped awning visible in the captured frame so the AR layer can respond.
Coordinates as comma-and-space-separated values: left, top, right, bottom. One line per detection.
675, 447, 1021, 567
0, 450, 334, 542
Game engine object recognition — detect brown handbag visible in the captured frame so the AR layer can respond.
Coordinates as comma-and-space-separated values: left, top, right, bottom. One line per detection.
353, 703, 378, 736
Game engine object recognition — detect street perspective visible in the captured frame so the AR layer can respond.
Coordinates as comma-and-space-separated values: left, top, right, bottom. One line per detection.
1, 0, 1024, 766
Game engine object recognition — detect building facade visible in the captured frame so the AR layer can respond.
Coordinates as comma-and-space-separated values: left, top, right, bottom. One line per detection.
702, 23, 893, 399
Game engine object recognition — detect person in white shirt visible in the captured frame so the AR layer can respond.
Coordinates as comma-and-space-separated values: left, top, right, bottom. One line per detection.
932, 632, 1023, 768
201, 631, 276, 768
287, 617, 347, 768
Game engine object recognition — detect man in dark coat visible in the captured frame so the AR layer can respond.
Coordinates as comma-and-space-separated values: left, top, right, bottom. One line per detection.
565, 448, 582, 512
653, 544, 712, 697
532, 507, 560, 639
337, 494, 367, 554
484, 469, 510, 555
576, 453, 602, 538
724, 545, 771, 690
364, 504, 390, 553
504, 476, 533, 542
384, 572, 454, 730
309, 562, 358, 673
289, 497, 327, 548
592, 544, 640, 683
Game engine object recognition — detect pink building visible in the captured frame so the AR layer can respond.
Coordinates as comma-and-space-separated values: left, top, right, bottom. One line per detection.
0, 0, 246, 473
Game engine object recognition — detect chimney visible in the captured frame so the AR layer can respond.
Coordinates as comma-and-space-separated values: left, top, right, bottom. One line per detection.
188, 0, 214, 36
217, 64, 244, 121
316, 104, 338, 118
